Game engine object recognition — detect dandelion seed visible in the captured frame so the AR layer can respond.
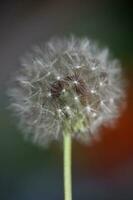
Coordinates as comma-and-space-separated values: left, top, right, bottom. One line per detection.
110, 98, 114, 104
91, 66, 96, 71
65, 106, 70, 110
92, 112, 97, 118
85, 105, 91, 113
100, 100, 104, 106
74, 65, 81, 69
74, 96, 79, 101
56, 76, 61, 80
99, 82, 104, 86
46, 72, 51, 76
90, 89, 96, 94
62, 89, 66, 93
47, 92, 52, 97
57, 108, 62, 113
73, 80, 78, 85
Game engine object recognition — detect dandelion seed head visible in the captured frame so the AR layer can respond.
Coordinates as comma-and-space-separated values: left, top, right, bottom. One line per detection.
8, 36, 126, 146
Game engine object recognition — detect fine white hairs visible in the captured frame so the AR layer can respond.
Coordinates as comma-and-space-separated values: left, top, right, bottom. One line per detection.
8, 36, 125, 146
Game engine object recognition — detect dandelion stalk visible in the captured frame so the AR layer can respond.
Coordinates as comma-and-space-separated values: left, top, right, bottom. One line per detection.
63, 133, 72, 200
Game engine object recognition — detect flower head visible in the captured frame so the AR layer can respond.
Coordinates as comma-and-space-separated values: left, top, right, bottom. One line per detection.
8, 36, 125, 146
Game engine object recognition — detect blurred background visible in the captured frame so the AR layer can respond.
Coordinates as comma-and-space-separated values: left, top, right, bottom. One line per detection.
0, 0, 133, 199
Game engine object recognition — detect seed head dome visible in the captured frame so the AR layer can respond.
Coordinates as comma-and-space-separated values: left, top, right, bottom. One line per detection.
8, 36, 125, 146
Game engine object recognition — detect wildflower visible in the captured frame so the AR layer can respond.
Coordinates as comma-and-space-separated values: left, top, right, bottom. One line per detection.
8, 36, 125, 146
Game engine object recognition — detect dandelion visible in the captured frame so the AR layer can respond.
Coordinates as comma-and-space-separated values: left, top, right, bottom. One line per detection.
7, 36, 125, 200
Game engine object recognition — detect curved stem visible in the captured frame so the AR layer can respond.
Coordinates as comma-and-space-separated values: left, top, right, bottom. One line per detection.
63, 133, 72, 200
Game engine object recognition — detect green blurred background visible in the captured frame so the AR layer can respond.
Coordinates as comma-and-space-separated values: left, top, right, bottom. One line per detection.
0, 0, 133, 199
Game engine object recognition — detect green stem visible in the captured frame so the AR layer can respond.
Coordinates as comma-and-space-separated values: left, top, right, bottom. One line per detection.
63, 133, 72, 200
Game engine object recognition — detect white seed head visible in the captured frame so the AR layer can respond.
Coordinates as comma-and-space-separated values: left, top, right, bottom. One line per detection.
7, 36, 126, 146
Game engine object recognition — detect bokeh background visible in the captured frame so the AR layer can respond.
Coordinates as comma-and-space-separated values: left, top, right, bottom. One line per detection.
0, 0, 133, 199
